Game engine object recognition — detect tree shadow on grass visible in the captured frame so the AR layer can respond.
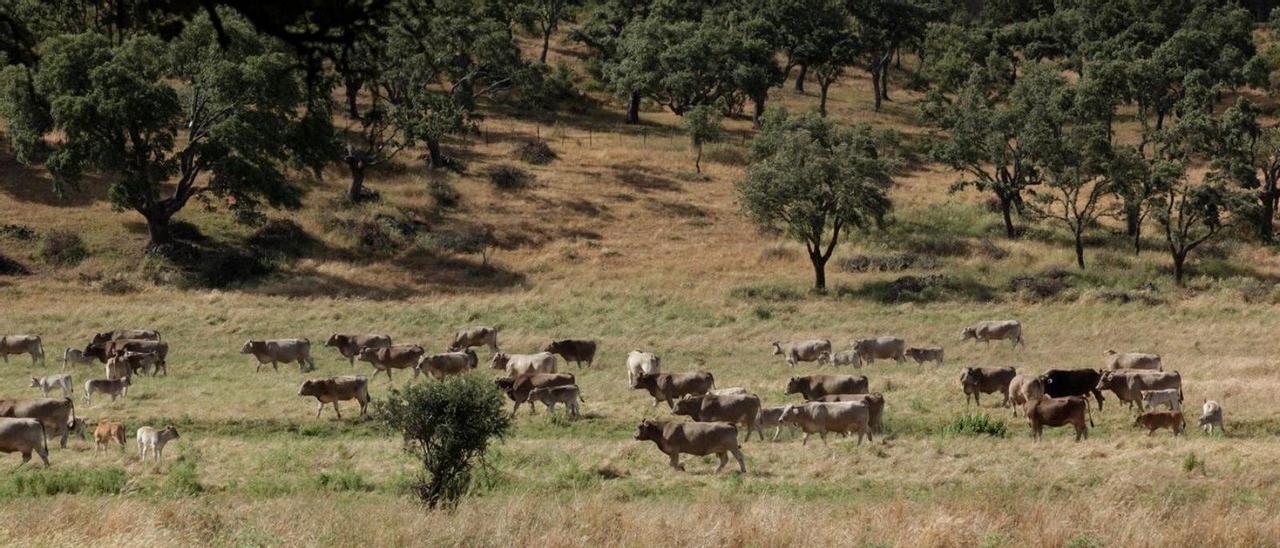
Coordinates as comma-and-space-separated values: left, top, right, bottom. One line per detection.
0, 150, 107, 207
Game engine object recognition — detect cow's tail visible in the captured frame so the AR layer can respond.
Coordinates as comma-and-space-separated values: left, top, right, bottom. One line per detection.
35, 335, 45, 363
38, 421, 47, 458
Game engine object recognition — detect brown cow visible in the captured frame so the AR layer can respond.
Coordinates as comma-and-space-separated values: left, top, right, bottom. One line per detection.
784, 375, 869, 401
298, 376, 370, 419
0, 397, 80, 448
672, 394, 764, 442
1008, 374, 1045, 416
415, 350, 477, 380
357, 344, 425, 382
94, 420, 126, 451
960, 367, 1017, 407
495, 373, 576, 416
632, 372, 715, 409
0, 418, 49, 465
1135, 411, 1186, 436
780, 401, 874, 446
543, 339, 597, 368
1, 335, 45, 366
1023, 396, 1092, 441
633, 419, 746, 474
325, 333, 392, 367
91, 330, 160, 344
85, 339, 168, 366
810, 393, 885, 434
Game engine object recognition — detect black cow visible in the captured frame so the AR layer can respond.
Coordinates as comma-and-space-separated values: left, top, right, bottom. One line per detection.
1039, 369, 1106, 411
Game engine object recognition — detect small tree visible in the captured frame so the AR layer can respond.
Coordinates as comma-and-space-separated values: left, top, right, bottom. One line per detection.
683, 105, 721, 174
377, 374, 511, 508
737, 109, 893, 291
517, 0, 583, 64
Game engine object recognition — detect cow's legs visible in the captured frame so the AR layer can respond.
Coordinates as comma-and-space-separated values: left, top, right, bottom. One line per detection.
668, 452, 683, 471
715, 452, 728, 473
333, 402, 342, 419
730, 448, 746, 473
139, 442, 147, 461
37, 447, 48, 466
819, 431, 829, 447
315, 402, 324, 418
801, 432, 811, 446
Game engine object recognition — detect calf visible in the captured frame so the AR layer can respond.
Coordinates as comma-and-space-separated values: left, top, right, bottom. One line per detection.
633, 419, 746, 474
104, 356, 131, 381
495, 373, 576, 416
1105, 350, 1162, 371
672, 394, 764, 442
905, 346, 944, 366
785, 375, 869, 400
780, 401, 874, 446
94, 420, 126, 451
449, 326, 499, 353
298, 376, 370, 419
1199, 400, 1225, 435
1140, 388, 1182, 411
852, 336, 906, 365
960, 367, 1016, 407
527, 385, 584, 417
760, 406, 796, 441
1023, 396, 1091, 441
136, 425, 180, 462
489, 351, 558, 378
62, 348, 94, 370
357, 344, 426, 382
1008, 374, 1044, 417
415, 350, 477, 380
1039, 369, 1106, 411
961, 320, 1024, 348
84, 377, 130, 405
0, 418, 49, 465
543, 339, 597, 368
625, 351, 661, 387
771, 340, 832, 367
632, 372, 715, 409
1135, 411, 1185, 436
240, 339, 315, 372
0, 335, 44, 366
831, 350, 860, 367
324, 333, 392, 367
810, 393, 886, 434
29, 374, 72, 397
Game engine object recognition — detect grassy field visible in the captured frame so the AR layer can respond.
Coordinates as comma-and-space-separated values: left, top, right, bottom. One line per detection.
5, 35, 1280, 546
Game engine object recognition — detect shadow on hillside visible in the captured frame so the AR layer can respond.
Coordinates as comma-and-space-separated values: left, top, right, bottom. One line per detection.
646, 198, 707, 219
0, 149, 106, 207
397, 253, 528, 292
247, 268, 422, 300
608, 163, 682, 193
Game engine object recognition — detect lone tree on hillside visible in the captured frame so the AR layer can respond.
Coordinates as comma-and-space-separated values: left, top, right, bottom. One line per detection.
683, 105, 722, 174
737, 109, 893, 291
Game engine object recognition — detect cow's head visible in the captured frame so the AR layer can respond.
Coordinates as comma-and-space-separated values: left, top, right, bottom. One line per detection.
356, 347, 381, 362
632, 373, 658, 391
69, 418, 87, 440
960, 368, 977, 386
542, 340, 563, 354
239, 340, 260, 354
1095, 371, 1120, 392
325, 334, 345, 348
161, 425, 180, 440
852, 339, 869, 353
1104, 349, 1117, 356
770, 342, 783, 356
780, 404, 808, 423
672, 395, 701, 417
489, 352, 510, 370
493, 378, 516, 397
784, 377, 804, 396
960, 327, 976, 341
633, 419, 662, 442
465, 349, 478, 369
28, 377, 39, 388
1024, 377, 1045, 401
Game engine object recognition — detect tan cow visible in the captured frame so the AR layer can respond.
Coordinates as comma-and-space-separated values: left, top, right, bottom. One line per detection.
784, 375, 869, 400
780, 401, 873, 446
961, 320, 1024, 348
415, 350, 477, 380
30, 374, 73, 398
1024, 396, 1092, 441
1135, 411, 1185, 436
298, 376, 370, 419
1008, 374, 1045, 416
1095, 370, 1182, 411
94, 420, 126, 451
1105, 350, 1162, 371
905, 346, 944, 366
358, 344, 426, 382
809, 393, 885, 434
62, 348, 94, 370
84, 339, 168, 366
960, 367, 1017, 407
325, 333, 392, 367
1, 335, 44, 366
632, 372, 715, 409
0, 397, 80, 448
449, 326, 500, 353
852, 336, 906, 365
84, 377, 130, 404
527, 385, 584, 417
240, 339, 315, 372
0, 418, 49, 465
495, 373, 576, 416
489, 351, 558, 377
771, 340, 832, 367
104, 356, 131, 381
117, 350, 163, 376
672, 394, 765, 442
633, 419, 746, 474
760, 406, 797, 441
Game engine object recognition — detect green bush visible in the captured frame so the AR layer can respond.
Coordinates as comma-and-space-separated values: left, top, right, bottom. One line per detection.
0, 467, 127, 498
163, 455, 204, 496
487, 165, 532, 191
428, 178, 461, 209
40, 230, 87, 266
516, 140, 557, 165
943, 414, 1008, 438
730, 284, 802, 302
314, 468, 372, 492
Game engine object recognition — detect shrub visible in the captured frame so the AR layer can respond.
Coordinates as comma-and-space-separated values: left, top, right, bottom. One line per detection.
162, 454, 203, 496
420, 225, 497, 265
169, 220, 208, 242
513, 62, 580, 110
0, 467, 127, 498
730, 284, 803, 302
313, 468, 372, 492
0, 252, 30, 276
759, 244, 798, 262
943, 414, 1007, 438
98, 274, 138, 295
975, 239, 1009, 260
837, 253, 940, 273
248, 219, 314, 258
516, 140, 557, 165
354, 221, 401, 254
428, 179, 461, 209
1009, 268, 1073, 301
376, 373, 511, 508
190, 248, 270, 288
487, 165, 532, 191
839, 275, 996, 304
40, 230, 87, 266
703, 144, 749, 166
0, 224, 36, 240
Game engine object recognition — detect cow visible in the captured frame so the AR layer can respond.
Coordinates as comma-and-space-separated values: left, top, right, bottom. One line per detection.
905, 346, 945, 367
1095, 370, 1182, 411
543, 339, 597, 368
0, 418, 48, 465
1104, 350, 1162, 371
810, 393, 886, 434
1023, 396, 1092, 441
0, 397, 79, 448
784, 375, 869, 401
1140, 389, 1182, 411
1135, 411, 1185, 436
415, 350, 477, 380
104, 356, 131, 381
29, 374, 72, 397
84, 339, 168, 366
771, 340, 832, 367
84, 377, 130, 405
708, 387, 749, 396
1039, 369, 1107, 411
240, 339, 315, 372
495, 373, 576, 416
672, 394, 765, 442
94, 420, 126, 452
136, 425, 180, 462
117, 350, 163, 376
91, 330, 160, 344
831, 350, 861, 367
1008, 374, 1044, 417
1199, 401, 1225, 435
852, 336, 906, 366
780, 401, 874, 446
632, 372, 715, 409
357, 344, 426, 382
625, 351, 661, 387
324, 333, 392, 367
62, 348, 94, 370
760, 406, 797, 441
961, 320, 1024, 348
448, 326, 499, 353
1, 335, 44, 366
298, 376, 370, 419
527, 385, 584, 417
489, 351, 558, 378
960, 367, 1016, 407
633, 419, 746, 474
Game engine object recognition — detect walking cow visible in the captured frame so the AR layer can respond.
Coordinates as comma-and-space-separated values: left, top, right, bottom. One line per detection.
241, 339, 316, 372
0, 335, 44, 366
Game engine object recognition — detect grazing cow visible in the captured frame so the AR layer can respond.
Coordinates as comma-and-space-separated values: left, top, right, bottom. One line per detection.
1104, 350, 1162, 371
1199, 401, 1225, 435
810, 393, 886, 434
1135, 411, 1185, 436
84, 377, 130, 404
527, 385, 584, 417
961, 320, 1024, 348
0, 397, 79, 448
118, 350, 163, 376
1039, 369, 1107, 411
104, 356, 131, 381
709, 387, 749, 396
780, 401, 874, 446
633, 419, 746, 474
1140, 389, 1182, 411
1008, 374, 1044, 416
543, 339, 598, 368
785, 375, 869, 401
1, 335, 44, 366
905, 346, 945, 367
94, 420, 126, 451
84, 339, 168, 366
672, 394, 765, 442
298, 376, 370, 419
449, 326, 500, 353
632, 372, 715, 409
495, 373, 576, 415
760, 406, 797, 441
136, 425, 180, 462
489, 351, 558, 378
324, 333, 392, 367
852, 336, 906, 365
415, 350, 478, 380
1095, 370, 1182, 411
960, 367, 1017, 407
29, 374, 72, 397
771, 340, 832, 367
240, 339, 315, 372
625, 351, 661, 387
0, 418, 48, 465
62, 348, 94, 370
357, 344, 426, 382
91, 330, 160, 344
831, 350, 861, 367
1023, 396, 1092, 441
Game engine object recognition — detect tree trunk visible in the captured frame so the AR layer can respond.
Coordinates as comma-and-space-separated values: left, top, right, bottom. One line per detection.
871, 70, 883, 111
426, 138, 446, 169
143, 210, 174, 249
540, 28, 552, 64
347, 158, 367, 201
879, 58, 891, 102
1172, 250, 1186, 286
1000, 196, 1016, 238
1133, 223, 1143, 255
695, 145, 702, 174
810, 251, 827, 291
819, 82, 831, 117
794, 64, 807, 93
625, 92, 641, 124
1124, 201, 1140, 237
1260, 189, 1275, 243
752, 94, 766, 128
1074, 231, 1086, 269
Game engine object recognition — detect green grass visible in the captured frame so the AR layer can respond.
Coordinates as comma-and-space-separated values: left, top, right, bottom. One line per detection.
0, 467, 128, 498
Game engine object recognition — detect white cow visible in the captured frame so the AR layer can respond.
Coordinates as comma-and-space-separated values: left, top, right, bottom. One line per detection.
489, 352, 557, 377
625, 350, 661, 386
1199, 400, 1225, 434
136, 425, 180, 462
62, 348, 94, 370
1105, 350, 1163, 371
771, 340, 832, 367
29, 374, 72, 397
1140, 388, 1182, 411
961, 320, 1024, 348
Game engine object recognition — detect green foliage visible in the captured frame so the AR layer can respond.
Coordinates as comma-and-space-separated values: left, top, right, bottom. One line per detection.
39, 230, 86, 266
162, 454, 204, 496
419, 225, 497, 265
683, 105, 721, 173
943, 414, 1008, 438
517, 140, 558, 165
376, 373, 512, 508
0, 467, 127, 498
487, 165, 533, 191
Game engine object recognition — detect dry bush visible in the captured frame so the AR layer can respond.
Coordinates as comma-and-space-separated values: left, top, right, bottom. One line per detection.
248, 219, 314, 258
40, 230, 87, 266
516, 140, 557, 165
487, 165, 533, 191
758, 244, 798, 262
838, 252, 940, 272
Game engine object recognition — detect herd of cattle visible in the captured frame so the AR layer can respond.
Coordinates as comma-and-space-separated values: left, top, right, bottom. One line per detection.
0, 319, 1232, 473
